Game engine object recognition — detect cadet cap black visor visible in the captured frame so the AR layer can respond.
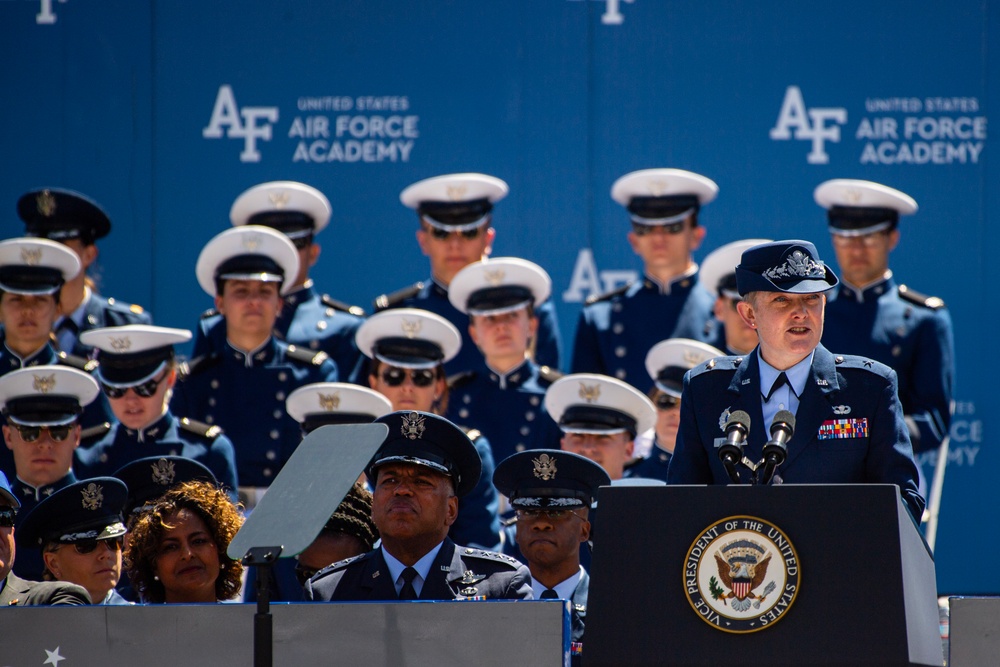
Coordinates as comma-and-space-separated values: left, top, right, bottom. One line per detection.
627, 195, 700, 225
214, 254, 286, 288
654, 365, 687, 396
466, 285, 534, 315
247, 210, 316, 241
827, 205, 899, 236
96, 347, 174, 386
560, 405, 638, 438
373, 337, 445, 369
418, 198, 493, 227
0, 266, 64, 296
4, 395, 82, 425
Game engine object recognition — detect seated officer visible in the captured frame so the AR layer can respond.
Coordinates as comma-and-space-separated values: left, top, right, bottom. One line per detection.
75, 325, 238, 499
113, 455, 219, 523
304, 410, 532, 601
494, 449, 610, 665
18, 477, 131, 605
193, 181, 366, 382
815, 180, 953, 455
0, 470, 90, 606
544, 373, 656, 481
17, 187, 152, 357
667, 240, 924, 522
170, 226, 338, 508
700, 239, 770, 356
374, 173, 562, 374
571, 169, 717, 390
0, 365, 100, 579
629, 339, 724, 482
446, 257, 563, 463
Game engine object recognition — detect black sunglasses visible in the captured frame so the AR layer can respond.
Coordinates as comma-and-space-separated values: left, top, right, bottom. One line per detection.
0, 507, 17, 528
101, 372, 167, 399
9, 423, 74, 442
631, 221, 687, 236
61, 536, 123, 555
655, 393, 681, 410
380, 367, 436, 388
428, 226, 483, 241
295, 562, 319, 588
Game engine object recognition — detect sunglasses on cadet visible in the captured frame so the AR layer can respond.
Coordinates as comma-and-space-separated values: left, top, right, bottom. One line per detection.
427, 226, 484, 241
101, 372, 168, 399
0, 507, 17, 528
9, 423, 74, 442
380, 367, 436, 388
655, 394, 681, 410
631, 221, 687, 236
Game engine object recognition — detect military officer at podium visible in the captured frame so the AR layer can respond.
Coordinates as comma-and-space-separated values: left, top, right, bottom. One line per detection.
570, 169, 717, 391
667, 240, 923, 522
304, 410, 532, 601
372, 173, 562, 374
17, 187, 152, 357
494, 449, 610, 664
192, 181, 367, 382
170, 226, 337, 507
816, 180, 954, 455
700, 239, 770, 356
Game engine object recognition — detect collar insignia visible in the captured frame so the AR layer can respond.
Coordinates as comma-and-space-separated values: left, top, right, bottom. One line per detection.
401, 411, 426, 440
532, 453, 557, 480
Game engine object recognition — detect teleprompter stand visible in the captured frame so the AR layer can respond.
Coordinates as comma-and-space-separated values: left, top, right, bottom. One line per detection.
227, 423, 388, 667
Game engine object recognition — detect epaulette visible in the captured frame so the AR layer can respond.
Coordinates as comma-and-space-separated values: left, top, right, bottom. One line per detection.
57, 351, 99, 373
79, 422, 112, 441
689, 355, 742, 377
200, 307, 220, 320
831, 354, 892, 376
285, 344, 330, 366
447, 370, 476, 390
178, 417, 224, 440
373, 282, 424, 311
459, 546, 522, 569
898, 284, 946, 310
176, 352, 220, 380
321, 294, 366, 318
537, 365, 564, 384
320, 551, 373, 574
105, 297, 145, 315
584, 282, 632, 306
462, 427, 482, 442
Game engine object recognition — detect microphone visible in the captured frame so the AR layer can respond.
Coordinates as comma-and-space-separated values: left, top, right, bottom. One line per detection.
719, 410, 751, 484
760, 410, 795, 484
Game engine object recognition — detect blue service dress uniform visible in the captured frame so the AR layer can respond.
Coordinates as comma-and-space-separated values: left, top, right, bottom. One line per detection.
168, 337, 338, 488
626, 441, 672, 482
446, 360, 563, 464
821, 276, 954, 453
570, 571, 590, 666
666, 345, 924, 521
74, 412, 239, 499
304, 538, 532, 601
450, 429, 502, 551
192, 281, 366, 384
571, 272, 715, 391
56, 291, 153, 358
374, 279, 563, 374
10, 472, 77, 581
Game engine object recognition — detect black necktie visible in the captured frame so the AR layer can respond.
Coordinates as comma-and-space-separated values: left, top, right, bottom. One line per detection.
398, 567, 418, 601
764, 372, 793, 401
540, 588, 559, 599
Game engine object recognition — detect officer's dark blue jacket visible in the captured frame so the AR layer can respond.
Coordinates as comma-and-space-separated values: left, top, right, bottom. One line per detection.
10, 472, 77, 581
61, 291, 152, 358
667, 345, 924, 521
822, 275, 954, 453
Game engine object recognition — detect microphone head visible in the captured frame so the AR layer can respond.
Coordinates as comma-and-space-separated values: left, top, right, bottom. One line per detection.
725, 410, 752, 432
771, 409, 796, 434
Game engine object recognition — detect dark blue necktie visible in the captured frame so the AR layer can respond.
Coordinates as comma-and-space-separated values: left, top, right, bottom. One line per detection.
398, 567, 418, 600
540, 589, 559, 599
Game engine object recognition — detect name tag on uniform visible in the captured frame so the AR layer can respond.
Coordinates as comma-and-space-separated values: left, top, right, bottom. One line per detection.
818, 418, 868, 440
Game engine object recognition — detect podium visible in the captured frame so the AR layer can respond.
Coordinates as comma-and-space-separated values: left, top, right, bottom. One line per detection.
586, 484, 942, 667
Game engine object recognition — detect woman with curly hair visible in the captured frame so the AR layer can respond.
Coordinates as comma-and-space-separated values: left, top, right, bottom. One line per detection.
124, 480, 243, 603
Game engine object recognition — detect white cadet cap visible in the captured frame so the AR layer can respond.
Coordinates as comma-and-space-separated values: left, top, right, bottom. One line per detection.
286, 382, 392, 430
700, 239, 772, 300
195, 225, 300, 297
814, 179, 918, 236
230, 181, 332, 239
400, 173, 508, 231
545, 373, 656, 438
355, 308, 461, 369
0, 366, 100, 425
0, 237, 82, 295
645, 338, 724, 397
448, 257, 552, 316
611, 169, 718, 227
80, 325, 192, 386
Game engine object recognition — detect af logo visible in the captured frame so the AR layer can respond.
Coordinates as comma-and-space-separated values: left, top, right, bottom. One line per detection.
769, 86, 848, 164
567, 0, 635, 25
684, 515, 800, 633
35, 0, 68, 25
203, 85, 280, 163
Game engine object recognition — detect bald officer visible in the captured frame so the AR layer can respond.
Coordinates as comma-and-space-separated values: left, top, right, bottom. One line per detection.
571, 169, 717, 391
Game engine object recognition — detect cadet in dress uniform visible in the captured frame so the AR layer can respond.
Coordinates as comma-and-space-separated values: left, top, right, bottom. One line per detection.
373, 173, 562, 374
170, 226, 338, 507
18, 477, 131, 605
193, 181, 366, 382
0, 365, 100, 579
0, 471, 91, 606
571, 169, 718, 391
445, 257, 563, 463
701, 239, 770, 356
74, 325, 238, 499
816, 180, 954, 455
628, 339, 724, 482
667, 240, 924, 522
494, 449, 610, 665
304, 410, 532, 601
357, 309, 502, 550
17, 187, 152, 357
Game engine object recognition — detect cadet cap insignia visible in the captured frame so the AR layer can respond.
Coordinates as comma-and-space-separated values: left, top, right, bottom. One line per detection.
20, 247, 42, 266
81, 483, 104, 510
242, 233, 262, 252
110, 336, 132, 353
37, 190, 57, 217
532, 453, 557, 480
647, 179, 669, 196
578, 383, 600, 403
401, 411, 426, 440
484, 269, 505, 286
318, 392, 340, 411
400, 318, 422, 339
268, 191, 290, 208
33, 374, 56, 394
446, 185, 467, 201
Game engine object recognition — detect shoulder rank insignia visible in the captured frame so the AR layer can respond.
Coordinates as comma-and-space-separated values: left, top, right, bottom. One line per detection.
321, 294, 366, 317
373, 282, 424, 311
178, 417, 224, 439
584, 282, 631, 306
898, 284, 946, 310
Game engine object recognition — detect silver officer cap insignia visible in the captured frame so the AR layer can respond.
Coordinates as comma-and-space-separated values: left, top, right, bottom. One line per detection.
81, 483, 104, 510
763, 250, 826, 281
151, 458, 177, 486
533, 453, 558, 481
401, 411, 426, 440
